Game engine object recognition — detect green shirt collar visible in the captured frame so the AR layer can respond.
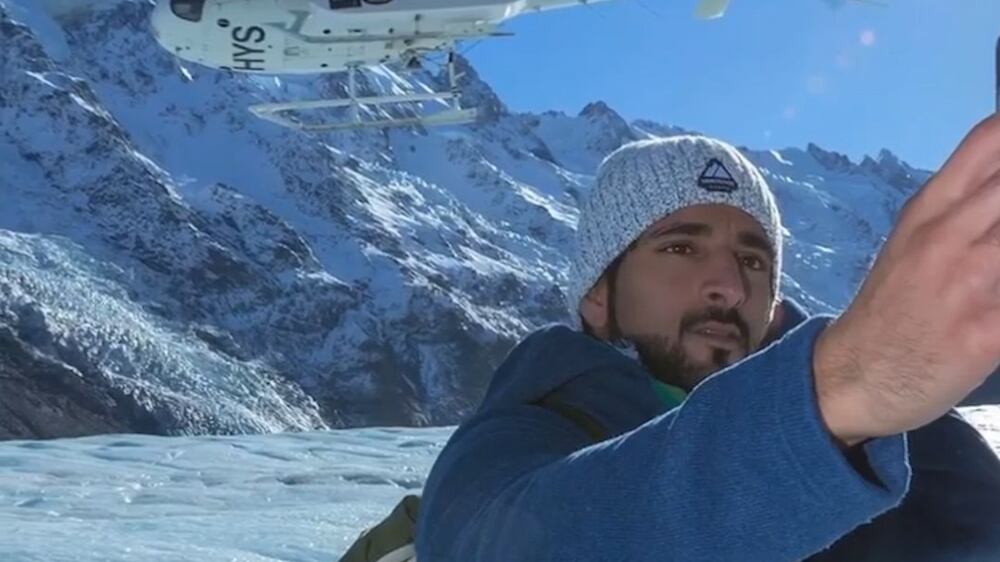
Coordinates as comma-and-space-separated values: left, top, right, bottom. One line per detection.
652, 379, 688, 410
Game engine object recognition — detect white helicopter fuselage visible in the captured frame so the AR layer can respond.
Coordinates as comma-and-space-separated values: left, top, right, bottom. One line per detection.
151, 0, 607, 74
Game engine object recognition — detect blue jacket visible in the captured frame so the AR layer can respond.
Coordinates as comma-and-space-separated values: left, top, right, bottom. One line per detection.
809, 408, 1000, 560
416, 300, 999, 561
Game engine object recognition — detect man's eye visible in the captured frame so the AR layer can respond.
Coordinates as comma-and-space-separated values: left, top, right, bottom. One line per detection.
660, 243, 693, 255
742, 255, 766, 271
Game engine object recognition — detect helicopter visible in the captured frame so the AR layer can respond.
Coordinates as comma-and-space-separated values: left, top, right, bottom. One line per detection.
151, 0, 882, 131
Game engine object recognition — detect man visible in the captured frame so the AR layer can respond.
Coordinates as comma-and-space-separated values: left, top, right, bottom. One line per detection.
416, 124, 1000, 561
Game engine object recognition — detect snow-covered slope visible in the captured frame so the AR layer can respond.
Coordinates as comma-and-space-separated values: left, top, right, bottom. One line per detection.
1, 0, 996, 439
0, 410, 997, 562
0, 427, 448, 562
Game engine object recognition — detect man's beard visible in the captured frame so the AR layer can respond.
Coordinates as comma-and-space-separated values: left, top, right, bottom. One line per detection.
627, 308, 750, 392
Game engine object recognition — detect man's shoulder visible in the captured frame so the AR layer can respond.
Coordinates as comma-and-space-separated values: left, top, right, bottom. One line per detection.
475, 322, 632, 412
518, 322, 589, 348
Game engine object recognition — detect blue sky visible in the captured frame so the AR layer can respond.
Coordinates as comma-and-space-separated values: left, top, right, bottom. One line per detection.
465, 0, 1000, 171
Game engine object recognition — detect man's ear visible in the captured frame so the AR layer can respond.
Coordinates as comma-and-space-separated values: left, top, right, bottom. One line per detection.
762, 299, 787, 346
579, 276, 610, 337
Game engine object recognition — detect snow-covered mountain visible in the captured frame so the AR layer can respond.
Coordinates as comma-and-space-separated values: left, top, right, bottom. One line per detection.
1, 0, 996, 440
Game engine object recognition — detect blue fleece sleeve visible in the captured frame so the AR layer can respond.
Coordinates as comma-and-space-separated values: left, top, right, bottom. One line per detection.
416, 316, 912, 562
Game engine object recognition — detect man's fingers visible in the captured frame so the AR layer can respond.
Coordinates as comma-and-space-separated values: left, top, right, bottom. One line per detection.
904, 114, 1000, 228
940, 166, 1000, 246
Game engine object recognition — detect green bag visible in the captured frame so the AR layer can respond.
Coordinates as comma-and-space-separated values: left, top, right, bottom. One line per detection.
338, 494, 421, 562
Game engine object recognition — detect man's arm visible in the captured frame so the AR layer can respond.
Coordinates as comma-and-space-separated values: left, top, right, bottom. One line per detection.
416, 317, 912, 562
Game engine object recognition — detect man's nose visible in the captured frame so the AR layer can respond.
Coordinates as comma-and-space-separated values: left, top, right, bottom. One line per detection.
700, 254, 748, 309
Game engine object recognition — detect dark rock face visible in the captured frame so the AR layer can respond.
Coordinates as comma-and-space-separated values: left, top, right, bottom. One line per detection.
0, 327, 158, 440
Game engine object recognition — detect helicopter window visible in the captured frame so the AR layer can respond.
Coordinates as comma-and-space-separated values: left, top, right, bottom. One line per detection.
171, 0, 206, 22
330, 0, 393, 8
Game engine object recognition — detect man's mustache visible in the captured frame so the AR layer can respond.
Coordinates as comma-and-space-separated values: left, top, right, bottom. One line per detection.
680, 308, 749, 348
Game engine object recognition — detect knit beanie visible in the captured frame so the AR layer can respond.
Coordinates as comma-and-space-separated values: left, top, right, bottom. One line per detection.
567, 135, 783, 327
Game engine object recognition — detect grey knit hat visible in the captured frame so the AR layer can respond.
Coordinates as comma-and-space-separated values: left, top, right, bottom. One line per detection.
567, 135, 783, 327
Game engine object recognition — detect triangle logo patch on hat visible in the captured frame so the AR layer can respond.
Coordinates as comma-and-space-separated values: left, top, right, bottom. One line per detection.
697, 159, 739, 192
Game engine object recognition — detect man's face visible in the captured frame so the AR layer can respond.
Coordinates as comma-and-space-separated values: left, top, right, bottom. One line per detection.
581, 204, 777, 391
